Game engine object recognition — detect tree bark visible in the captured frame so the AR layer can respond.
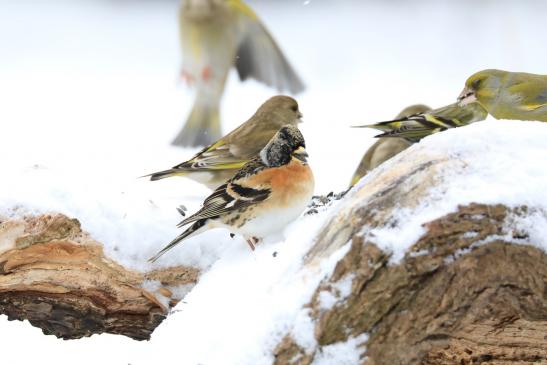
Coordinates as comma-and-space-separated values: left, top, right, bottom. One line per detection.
0, 214, 199, 341
274, 152, 547, 364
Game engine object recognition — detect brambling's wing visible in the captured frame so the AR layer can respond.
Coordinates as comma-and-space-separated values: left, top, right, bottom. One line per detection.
229, 1, 305, 94
177, 160, 271, 227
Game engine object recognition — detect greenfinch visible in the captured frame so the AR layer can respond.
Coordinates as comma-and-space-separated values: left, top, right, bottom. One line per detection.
354, 102, 487, 143
349, 104, 430, 187
148, 95, 303, 189
458, 69, 547, 122
173, 0, 305, 147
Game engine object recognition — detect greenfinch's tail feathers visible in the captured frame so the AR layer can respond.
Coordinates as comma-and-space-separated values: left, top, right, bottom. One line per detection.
146, 168, 189, 181
148, 219, 207, 263
172, 102, 222, 147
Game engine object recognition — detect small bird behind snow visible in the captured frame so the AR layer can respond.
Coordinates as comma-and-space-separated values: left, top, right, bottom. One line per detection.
349, 104, 431, 187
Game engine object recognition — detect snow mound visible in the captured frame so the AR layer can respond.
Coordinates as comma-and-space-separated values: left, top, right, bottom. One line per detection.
353, 119, 547, 263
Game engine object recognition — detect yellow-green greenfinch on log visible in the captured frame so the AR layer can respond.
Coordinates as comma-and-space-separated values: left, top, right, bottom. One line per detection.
349, 104, 430, 187
458, 69, 547, 122
354, 102, 487, 143
173, 0, 305, 147
147, 95, 303, 189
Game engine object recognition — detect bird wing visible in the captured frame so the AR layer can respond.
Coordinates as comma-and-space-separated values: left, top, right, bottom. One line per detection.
177, 159, 271, 227
508, 82, 547, 111
174, 140, 248, 171
229, 1, 305, 94
360, 115, 445, 143
356, 102, 488, 142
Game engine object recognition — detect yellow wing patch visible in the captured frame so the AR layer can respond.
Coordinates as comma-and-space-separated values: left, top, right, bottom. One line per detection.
226, 0, 258, 19
207, 161, 248, 170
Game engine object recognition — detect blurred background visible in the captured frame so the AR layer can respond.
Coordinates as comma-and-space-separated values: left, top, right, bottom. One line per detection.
1, 0, 546, 192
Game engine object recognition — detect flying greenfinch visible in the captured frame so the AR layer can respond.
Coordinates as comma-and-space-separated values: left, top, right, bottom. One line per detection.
173, 0, 305, 147
458, 69, 547, 122
147, 95, 303, 189
354, 102, 487, 143
349, 104, 430, 187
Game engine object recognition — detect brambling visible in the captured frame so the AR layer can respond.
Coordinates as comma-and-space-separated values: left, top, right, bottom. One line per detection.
458, 69, 547, 122
349, 104, 431, 187
353, 102, 487, 143
173, 0, 305, 147
149, 125, 314, 262
147, 95, 303, 189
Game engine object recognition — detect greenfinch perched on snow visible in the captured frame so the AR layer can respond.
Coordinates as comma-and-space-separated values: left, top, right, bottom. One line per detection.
173, 0, 305, 147
148, 95, 303, 189
349, 104, 430, 187
355, 102, 487, 143
458, 69, 547, 122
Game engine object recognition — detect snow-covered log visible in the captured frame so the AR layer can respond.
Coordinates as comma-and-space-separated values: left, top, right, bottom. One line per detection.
0, 214, 199, 340
273, 121, 547, 364
0, 121, 546, 365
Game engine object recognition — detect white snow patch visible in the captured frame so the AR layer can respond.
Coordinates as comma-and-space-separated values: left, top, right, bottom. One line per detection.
318, 273, 354, 311
312, 333, 369, 365
146, 212, 350, 365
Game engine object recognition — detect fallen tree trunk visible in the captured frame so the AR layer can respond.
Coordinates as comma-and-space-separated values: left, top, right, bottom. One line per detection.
274, 152, 547, 364
0, 214, 199, 340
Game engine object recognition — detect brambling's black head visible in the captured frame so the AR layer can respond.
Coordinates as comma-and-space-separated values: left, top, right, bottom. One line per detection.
260, 125, 308, 167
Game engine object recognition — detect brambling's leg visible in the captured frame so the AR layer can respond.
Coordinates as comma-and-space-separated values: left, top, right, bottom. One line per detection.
245, 238, 256, 251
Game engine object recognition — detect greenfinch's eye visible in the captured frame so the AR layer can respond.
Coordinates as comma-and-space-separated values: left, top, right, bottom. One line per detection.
471, 79, 482, 89
290, 105, 298, 112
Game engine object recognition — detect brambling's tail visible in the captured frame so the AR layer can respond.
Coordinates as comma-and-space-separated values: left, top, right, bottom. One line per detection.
148, 219, 207, 263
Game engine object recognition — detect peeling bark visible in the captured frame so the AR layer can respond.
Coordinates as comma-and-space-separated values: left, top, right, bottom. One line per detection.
0, 214, 199, 340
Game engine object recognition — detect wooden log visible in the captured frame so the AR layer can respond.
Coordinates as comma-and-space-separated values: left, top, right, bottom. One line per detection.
0, 214, 199, 341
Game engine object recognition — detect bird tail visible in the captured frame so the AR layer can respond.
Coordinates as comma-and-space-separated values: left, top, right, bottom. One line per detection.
352, 118, 439, 143
172, 99, 222, 148
144, 168, 189, 181
148, 219, 207, 263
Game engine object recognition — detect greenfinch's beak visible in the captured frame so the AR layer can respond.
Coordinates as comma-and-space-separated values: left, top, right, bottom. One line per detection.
458, 86, 477, 106
293, 146, 308, 163
297, 111, 303, 122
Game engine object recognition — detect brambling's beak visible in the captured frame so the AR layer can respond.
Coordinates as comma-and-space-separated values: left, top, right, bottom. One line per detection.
293, 146, 308, 163
457, 86, 477, 106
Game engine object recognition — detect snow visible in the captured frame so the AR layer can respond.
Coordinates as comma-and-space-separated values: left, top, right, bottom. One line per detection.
1, 0, 547, 364
312, 334, 369, 365
356, 120, 547, 264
